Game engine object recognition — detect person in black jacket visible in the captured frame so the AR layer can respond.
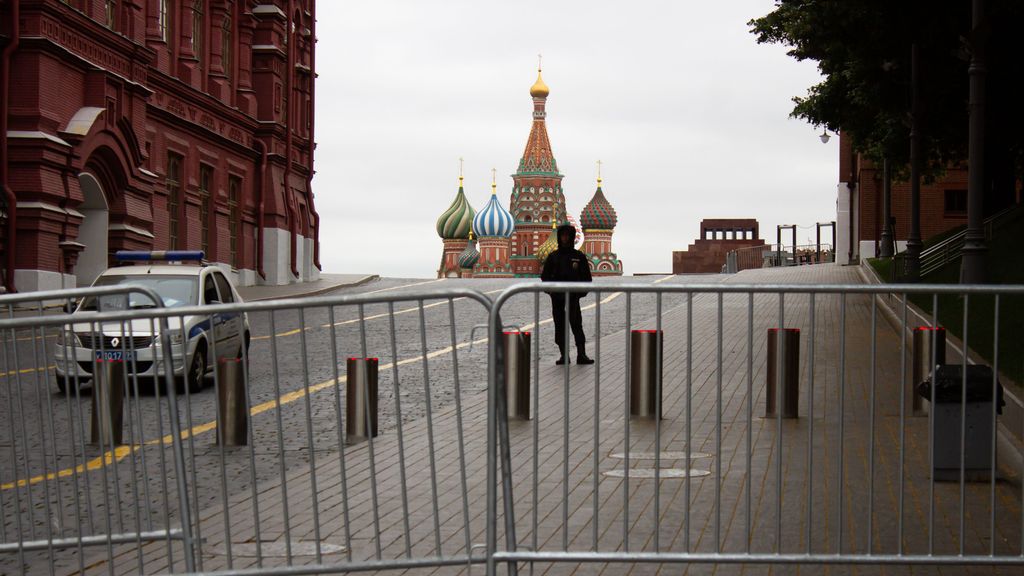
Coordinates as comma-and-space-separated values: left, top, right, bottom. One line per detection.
541, 223, 595, 365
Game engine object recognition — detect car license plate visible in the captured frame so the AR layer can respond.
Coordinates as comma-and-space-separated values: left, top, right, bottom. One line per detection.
94, 350, 135, 362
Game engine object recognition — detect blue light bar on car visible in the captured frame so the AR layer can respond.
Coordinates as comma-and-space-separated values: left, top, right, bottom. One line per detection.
115, 250, 205, 262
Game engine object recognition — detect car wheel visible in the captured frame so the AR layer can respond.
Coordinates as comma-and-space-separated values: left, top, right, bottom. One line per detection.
186, 344, 207, 394
56, 375, 71, 394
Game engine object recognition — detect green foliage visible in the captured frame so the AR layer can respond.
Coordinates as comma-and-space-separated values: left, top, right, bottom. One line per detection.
749, 0, 1024, 183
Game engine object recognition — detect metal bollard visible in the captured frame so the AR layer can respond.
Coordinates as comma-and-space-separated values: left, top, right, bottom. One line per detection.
766, 328, 799, 418
911, 326, 945, 417
90, 359, 125, 446
630, 330, 662, 419
346, 358, 378, 440
503, 331, 531, 420
216, 357, 248, 445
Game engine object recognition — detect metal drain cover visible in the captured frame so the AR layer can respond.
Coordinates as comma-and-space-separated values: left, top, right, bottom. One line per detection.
609, 451, 711, 461
604, 468, 711, 479
213, 541, 347, 558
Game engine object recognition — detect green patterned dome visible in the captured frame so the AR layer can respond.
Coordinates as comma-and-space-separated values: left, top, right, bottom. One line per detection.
580, 184, 618, 230
436, 181, 475, 239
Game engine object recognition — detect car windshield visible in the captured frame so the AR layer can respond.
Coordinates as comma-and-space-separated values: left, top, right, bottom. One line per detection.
79, 275, 199, 311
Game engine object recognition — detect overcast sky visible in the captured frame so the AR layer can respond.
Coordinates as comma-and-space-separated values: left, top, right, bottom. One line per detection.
311, 0, 839, 278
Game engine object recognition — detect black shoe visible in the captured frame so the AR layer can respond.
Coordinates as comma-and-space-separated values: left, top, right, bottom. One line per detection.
555, 356, 568, 365
576, 354, 595, 365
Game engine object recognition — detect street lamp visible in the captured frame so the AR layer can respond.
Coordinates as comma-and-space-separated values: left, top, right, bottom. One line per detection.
819, 129, 831, 144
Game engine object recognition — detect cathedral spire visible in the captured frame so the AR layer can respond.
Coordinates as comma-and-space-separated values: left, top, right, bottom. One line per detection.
519, 61, 558, 175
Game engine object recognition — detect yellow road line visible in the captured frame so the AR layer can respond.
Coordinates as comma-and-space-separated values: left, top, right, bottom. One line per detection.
2, 276, 674, 491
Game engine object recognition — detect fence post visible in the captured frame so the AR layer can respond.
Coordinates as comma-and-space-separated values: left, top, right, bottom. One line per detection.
503, 331, 531, 420
766, 328, 800, 418
216, 357, 248, 445
346, 358, 379, 440
90, 359, 125, 446
630, 330, 663, 419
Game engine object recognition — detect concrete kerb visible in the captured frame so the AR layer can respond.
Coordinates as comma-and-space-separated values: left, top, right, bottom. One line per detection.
856, 262, 1024, 481
239, 274, 379, 302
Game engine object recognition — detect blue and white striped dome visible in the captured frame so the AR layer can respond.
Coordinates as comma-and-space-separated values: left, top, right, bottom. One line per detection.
472, 192, 515, 238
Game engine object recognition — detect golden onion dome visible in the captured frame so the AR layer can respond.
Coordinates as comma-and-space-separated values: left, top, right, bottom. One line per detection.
530, 69, 549, 98
536, 221, 559, 263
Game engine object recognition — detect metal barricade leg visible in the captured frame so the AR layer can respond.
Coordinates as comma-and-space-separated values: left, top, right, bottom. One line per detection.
90, 360, 125, 446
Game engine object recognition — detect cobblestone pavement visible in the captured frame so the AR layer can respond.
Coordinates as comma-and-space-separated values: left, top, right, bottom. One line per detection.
1, 274, 707, 574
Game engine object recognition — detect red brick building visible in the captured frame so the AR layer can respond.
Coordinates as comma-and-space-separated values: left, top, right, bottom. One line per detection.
0, 0, 319, 292
672, 218, 764, 273
835, 132, 969, 264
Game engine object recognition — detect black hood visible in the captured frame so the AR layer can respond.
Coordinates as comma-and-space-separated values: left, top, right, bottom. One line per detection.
556, 223, 576, 249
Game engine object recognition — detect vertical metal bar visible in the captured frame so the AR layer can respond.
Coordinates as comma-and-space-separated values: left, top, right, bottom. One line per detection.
121, 320, 144, 574
267, 312, 294, 563
928, 293, 938, 555
134, 319, 156, 533
898, 296, 908, 556
209, 312, 234, 569
655, 291, 664, 552
448, 298, 473, 557
327, 306, 351, 562
387, 302, 412, 557
807, 293, 816, 554
28, 317, 56, 575
9, 315, 36, 546
486, 298, 499, 576
58, 319, 86, 574
776, 293, 784, 554
157, 313, 196, 572
298, 308, 323, 562
39, 324, 66, 546
746, 292, 753, 554
180, 314, 203, 570
960, 294, 969, 555
149, 323, 175, 569
868, 297, 877, 555
838, 293, 847, 554
90, 319, 116, 575
357, 303, 383, 560
532, 292, 540, 555
685, 291, 692, 553
563, 290, 571, 551
593, 290, 601, 551
240, 311, 263, 567
622, 292, 631, 552
715, 292, 722, 553
418, 300, 444, 555
990, 295, 999, 556
1, 321, 27, 571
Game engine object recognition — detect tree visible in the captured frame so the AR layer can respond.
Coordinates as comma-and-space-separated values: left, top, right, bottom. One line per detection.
750, 0, 1022, 210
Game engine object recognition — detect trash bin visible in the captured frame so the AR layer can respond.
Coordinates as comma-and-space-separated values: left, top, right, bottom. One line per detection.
630, 330, 662, 419
346, 358, 379, 441
503, 331, 531, 420
910, 327, 945, 417
917, 364, 1005, 480
766, 328, 799, 418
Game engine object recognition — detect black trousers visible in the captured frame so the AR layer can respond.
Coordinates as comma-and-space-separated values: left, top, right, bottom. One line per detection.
550, 294, 585, 351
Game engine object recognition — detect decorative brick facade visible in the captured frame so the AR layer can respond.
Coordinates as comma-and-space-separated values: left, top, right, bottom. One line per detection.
672, 218, 763, 273
0, 0, 319, 292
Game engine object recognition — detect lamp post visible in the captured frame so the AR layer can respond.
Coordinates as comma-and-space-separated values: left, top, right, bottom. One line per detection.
879, 157, 895, 257
961, 0, 988, 283
905, 42, 923, 282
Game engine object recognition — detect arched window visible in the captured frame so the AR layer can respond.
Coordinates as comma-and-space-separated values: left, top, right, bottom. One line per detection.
191, 0, 204, 65
199, 164, 212, 255
105, 1, 117, 30
221, 15, 232, 81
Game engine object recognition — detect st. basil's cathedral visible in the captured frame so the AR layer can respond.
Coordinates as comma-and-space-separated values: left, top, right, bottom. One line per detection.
435, 67, 623, 278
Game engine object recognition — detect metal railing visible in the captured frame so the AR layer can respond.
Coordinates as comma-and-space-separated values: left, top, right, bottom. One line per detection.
726, 243, 835, 273
1, 280, 1022, 574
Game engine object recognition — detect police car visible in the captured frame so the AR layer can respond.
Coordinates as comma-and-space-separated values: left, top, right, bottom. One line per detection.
54, 251, 250, 393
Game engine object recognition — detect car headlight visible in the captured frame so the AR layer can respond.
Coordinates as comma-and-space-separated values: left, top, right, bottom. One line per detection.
55, 329, 80, 347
